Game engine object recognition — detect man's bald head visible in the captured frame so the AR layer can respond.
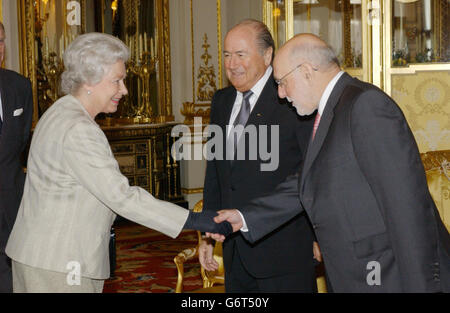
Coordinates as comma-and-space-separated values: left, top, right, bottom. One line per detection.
273, 34, 341, 116
278, 33, 340, 70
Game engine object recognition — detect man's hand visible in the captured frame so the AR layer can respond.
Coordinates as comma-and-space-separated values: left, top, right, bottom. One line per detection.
205, 209, 243, 242
214, 209, 243, 231
199, 237, 219, 272
313, 241, 322, 263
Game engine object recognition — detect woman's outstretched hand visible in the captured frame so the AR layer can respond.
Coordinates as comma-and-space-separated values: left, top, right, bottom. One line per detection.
183, 210, 233, 236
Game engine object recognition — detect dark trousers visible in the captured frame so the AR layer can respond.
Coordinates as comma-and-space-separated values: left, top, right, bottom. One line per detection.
225, 246, 317, 293
0, 214, 12, 293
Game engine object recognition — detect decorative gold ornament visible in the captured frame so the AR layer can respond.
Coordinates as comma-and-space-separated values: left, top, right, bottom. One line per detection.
19, 0, 174, 127
181, 102, 210, 125
196, 33, 217, 102
128, 51, 158, 123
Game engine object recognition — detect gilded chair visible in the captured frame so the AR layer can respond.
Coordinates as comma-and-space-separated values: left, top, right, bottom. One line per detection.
421, 150, 450, 232
316, 272, 327, 293
174, 200, 224, 293
174, 199, 328, 293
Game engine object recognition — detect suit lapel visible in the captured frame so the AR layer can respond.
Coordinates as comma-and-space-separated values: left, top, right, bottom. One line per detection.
245, 76, 278, 128
300, 73, 353, 189
221, 88, 236, 127
217, 87, 236, 176
0, 70, 13, 133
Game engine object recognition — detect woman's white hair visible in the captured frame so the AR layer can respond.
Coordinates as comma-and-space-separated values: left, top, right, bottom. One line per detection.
61, 32, 130, 95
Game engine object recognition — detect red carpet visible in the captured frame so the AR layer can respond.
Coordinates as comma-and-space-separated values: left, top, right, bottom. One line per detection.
103, 221, 203, 293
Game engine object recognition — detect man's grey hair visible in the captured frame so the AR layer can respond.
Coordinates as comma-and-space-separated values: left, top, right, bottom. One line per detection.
61, 32, 129, 95
290, 38, 340, 69
234, 19, 275, 62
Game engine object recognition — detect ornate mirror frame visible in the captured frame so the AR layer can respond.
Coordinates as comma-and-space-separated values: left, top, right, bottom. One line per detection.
18, 0, 174, 127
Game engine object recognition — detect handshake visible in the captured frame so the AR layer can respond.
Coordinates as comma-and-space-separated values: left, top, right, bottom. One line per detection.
183, 209, 243, 241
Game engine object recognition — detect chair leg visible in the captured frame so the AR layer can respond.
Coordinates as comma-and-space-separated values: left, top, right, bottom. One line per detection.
109, 227, 116, 278
174, 256, 184, 293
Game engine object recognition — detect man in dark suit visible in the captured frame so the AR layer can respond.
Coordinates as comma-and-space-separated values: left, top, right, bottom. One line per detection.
0, 22, 33, 293
213, 33, 450, 292
200, 20, 317, 293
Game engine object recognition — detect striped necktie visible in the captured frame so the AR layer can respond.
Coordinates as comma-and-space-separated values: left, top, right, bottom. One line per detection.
233, 90, 253, 128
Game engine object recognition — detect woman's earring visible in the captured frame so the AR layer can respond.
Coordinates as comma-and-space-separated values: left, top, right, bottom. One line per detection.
87, 90, 92, 95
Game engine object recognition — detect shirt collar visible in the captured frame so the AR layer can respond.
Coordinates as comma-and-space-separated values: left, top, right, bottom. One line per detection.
236, 65, 273, 100
317, 70, 345, 116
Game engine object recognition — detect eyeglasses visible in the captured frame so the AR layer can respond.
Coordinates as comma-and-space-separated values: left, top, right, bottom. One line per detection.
275, 63, 318, 86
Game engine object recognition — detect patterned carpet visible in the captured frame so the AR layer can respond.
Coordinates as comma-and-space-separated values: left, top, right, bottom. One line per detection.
103, 221, 203, 293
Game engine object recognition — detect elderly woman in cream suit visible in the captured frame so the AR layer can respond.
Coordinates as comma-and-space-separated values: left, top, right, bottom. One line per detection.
5, 33, 230, 293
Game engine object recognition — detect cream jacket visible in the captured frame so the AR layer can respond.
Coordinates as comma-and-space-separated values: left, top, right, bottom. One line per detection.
6, 95, 188, 279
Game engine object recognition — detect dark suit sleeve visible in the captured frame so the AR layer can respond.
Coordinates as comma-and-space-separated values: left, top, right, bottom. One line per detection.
238, 108, 313, 243
351, 89, 439, 291
203, 93, 222, 212
239, 174, 304, 243
21, 78, 33, 153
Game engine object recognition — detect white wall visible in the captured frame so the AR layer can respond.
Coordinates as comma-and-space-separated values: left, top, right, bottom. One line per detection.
169, 0, 192, 124
2, 0, 20, 72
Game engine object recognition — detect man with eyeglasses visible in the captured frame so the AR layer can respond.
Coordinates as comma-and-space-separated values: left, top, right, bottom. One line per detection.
212, 33, 450, 292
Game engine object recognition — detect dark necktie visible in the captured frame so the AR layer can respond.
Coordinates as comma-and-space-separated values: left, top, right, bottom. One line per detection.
227, 90, 253, 162
234, 90, 253, 128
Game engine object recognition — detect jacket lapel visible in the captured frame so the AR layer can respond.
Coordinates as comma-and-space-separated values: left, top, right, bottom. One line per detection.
221, 89, 236, 127
216, 87, 236, 177
245, 76, 278, 128
0, 70, 13, 134
300, 73, 353, 190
